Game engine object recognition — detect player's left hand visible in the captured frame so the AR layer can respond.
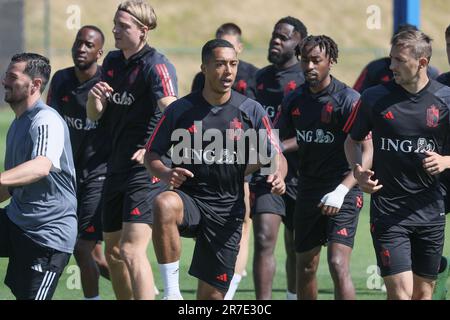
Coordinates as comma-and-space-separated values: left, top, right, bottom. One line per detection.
131, 148, 146, 164
422, 151, 450, 175
267, 173, 286, 195
318, 184, 349, 216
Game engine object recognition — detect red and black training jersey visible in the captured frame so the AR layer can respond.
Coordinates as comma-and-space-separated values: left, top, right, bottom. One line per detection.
436, 72, 450, 203
275, 76, 360, 196
191, 60, 258, 99
146, 90, 280, 219
348, 80, 450, 226
251, 62, 304, 196
47, 66, 110, 183
353, 57, 440, 93
101, 45, 178, 173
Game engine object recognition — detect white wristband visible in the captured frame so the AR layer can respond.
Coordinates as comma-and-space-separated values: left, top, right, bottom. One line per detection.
335, 184, 350, 196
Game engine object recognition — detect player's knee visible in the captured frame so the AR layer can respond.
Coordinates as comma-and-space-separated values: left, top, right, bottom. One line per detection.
254, 231, 276, 253
104, 244, 122, 265
119, 243, 139, 266
153, 192, 182, 225
74, 241, 92, 260
328, 255, 349, 275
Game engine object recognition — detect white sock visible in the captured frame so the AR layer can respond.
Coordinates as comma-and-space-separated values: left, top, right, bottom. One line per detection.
286, 291, 297, 300
224, 273, 242, 300
84, 295, 101, 300
159, 261, 182, 297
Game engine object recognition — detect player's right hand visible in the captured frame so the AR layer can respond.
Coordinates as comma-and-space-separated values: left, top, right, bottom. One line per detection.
353, 164, 383, 194
162, 167, 194, 188
89, 81, 114, 103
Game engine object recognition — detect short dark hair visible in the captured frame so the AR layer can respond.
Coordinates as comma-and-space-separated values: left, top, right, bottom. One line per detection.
215, 23, 242, 39
79, 25, 105, 45
394, 23, 418, 36
300, 35, 339, 63
11, 53, 51, 93
276, 16, 308, 40
445, 24, 450, 37
201, 39, 235, 64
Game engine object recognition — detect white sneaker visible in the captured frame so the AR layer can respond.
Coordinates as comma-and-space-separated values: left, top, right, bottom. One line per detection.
162, 294, 184, 300
154, 285, 160, 296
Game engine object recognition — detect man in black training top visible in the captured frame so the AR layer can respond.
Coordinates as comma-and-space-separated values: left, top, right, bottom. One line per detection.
345, 29, 450, 300
275, 35, 371, 299
47, 25, 110, 300
87, 0, 178, 300
191, 22, 258, 299
251, 16, 307, 300
145, 39, 287, 300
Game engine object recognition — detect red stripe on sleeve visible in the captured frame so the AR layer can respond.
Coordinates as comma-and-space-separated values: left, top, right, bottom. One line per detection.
262, 116, 282, 154
353, 68, 368, 93
145, 114, 167, 151
155, 64, 176, 97
343, 99, 362, 133
155, 64, 168, 96
272, 107, 282, 127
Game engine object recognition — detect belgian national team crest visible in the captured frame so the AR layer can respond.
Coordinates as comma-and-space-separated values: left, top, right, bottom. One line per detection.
426, 105, 439, 128
228, 117, 244, 141
321, 102, 333, 124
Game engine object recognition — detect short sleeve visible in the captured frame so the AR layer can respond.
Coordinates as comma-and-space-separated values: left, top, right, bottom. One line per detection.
145, 104, 177, 156
30, 110, 65, 171
346, 96, 373, 141
274, 91, 297, 140
149, 61, 178, 100
246, 102, 283, 158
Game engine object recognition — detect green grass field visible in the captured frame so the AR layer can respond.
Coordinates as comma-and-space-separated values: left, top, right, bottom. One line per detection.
0, 109, 449, 300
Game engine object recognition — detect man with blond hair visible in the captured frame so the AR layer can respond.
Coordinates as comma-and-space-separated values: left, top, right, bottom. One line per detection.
87, 0, 177, 300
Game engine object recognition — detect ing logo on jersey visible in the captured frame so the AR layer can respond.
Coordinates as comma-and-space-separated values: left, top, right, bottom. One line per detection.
111, 91, 135, 106
296, 129, 335, 144
380, 137, 436, 153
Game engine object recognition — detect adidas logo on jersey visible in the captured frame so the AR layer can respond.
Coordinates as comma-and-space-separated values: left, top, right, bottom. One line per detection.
216, 273, 228, 282
291, 108, 301, 116
31, 264, 43, 273
336, 228, 348, 237
384, 111, 394, 120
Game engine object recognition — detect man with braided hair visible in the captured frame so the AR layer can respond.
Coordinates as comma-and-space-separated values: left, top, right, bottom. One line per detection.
275, 35, 371, 299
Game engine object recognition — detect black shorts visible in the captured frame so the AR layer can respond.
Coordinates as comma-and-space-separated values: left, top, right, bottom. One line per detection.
77, 176, 105, 241
174, 190, 243, 293
283, 194, 296, 232
371, 223, 444, 279
0, 212, 70, 300
102, 167, 169, 233
295, 188, 363, 253
250, 182, 285, 217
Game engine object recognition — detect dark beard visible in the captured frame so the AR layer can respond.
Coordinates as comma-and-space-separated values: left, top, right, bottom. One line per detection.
75, 60, 95, 71
268, 50, 294, 66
